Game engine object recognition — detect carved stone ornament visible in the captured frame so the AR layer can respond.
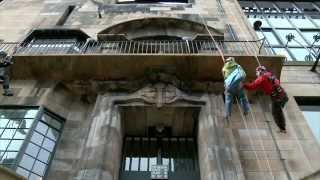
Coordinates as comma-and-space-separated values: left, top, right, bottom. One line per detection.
128, 83, 204, 108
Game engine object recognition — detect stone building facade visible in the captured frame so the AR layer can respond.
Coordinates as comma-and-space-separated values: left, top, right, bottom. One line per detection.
0, 0, 320, 180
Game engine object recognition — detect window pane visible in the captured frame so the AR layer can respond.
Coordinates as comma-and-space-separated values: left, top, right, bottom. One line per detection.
46, 128, 59, 141
42, 138, 55, 152
130, 157, 139, 171
240, 1, 259, 13
273, 48, 293, 61
124, 157, 130, 171
1, 151, 18, 164
25, 109, 38, 118
37, 149, 50, 163
302, 111, 320, 143
289, 16, 316, 28
301, 31, 320, 46
22, 119, 34, 129
26, 143, 40, 158
0, 110, 30, 119
140, 157, 148, 171
256, 31, 280, 46
149, 157, 157, 171
20, 154, 35, 170
0, 119, 9, 128
275, 1, 299, 13
6, 120, 21, 129
295, 2, 319, 13
16, 167, 30, 178
276, 29, 308, 46
268, 16, 292, 28
1, 129, 16, 139
14, 129, 29, 139
7, 140, 24, 151
36, 122, 48, 135
42, 114, 62, 130
289, 48, 314, 61
31, 132, 44, 146
32, 160, 46, 176
29, 173, 42, 180
311, 16, 320, 27
256, 1, 278, 13
0, 140, 10, 150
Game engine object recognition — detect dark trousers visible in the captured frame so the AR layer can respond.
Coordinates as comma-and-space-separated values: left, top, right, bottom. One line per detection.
0, 67, 10, 90
272, 101, 286, 131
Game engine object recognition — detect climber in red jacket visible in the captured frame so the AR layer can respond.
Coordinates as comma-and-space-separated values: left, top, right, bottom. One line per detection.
243, 66, 288, 133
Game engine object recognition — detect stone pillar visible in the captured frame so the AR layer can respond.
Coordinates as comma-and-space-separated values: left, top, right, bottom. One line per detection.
197, 94, 245, 180
76, 94, 123, 180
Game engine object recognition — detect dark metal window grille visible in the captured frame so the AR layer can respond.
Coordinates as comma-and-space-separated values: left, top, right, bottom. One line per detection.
0, 106, 64, 180
122, 136, 199, 172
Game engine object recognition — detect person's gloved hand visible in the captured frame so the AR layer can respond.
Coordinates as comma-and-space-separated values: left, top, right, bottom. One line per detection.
239, 82, 244, 89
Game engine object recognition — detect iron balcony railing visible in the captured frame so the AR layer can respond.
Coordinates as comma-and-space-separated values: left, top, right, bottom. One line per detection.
0, 39, 274, 56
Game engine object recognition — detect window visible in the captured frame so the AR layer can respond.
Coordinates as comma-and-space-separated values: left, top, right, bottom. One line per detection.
310, 15, 320, 27
272, 48, 292, 61
301, 31, 320, 46
289, 16, 316, 29
256, 31, 280, 46
275, 2, 299, 13
239, 1, 258, 13
267, 15, 292, 28
295, 2, 319, 14
239, 0, 320, 64
122, 136, 199, 173
296, 97, 320, 143
0, 107, 64, 180
255, 1, 278, 13
289, 48, 314, 61
276, 29, 308, 46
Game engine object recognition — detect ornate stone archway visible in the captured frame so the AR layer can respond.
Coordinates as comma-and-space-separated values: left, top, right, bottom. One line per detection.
75, 78, 244, 180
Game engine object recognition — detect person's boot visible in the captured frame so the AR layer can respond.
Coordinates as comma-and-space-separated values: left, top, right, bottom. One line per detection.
3, 88, 13, 96
279, 129, 287, 133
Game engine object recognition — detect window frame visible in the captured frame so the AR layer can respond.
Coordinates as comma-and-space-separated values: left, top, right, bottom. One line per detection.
0, 105, 65, 180
295, 97, 320, 143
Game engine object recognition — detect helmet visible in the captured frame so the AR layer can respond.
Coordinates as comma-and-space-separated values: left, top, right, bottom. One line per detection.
256, 66, 266, 72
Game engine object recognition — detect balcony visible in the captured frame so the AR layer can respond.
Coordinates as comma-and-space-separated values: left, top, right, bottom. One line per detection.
0, 39, 284, 82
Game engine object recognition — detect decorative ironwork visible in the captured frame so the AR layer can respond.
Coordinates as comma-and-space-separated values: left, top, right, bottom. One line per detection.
0, 39, 271, 56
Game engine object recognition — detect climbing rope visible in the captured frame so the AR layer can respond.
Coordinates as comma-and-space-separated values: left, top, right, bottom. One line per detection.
198, 14, 275, 178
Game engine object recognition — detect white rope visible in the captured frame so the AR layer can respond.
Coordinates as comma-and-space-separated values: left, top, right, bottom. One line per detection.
199, 14, 225, 62
235, 98, 264, 174
244, 40, 276, 180
198, 14, 271, 177
243, 97, 276, 180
